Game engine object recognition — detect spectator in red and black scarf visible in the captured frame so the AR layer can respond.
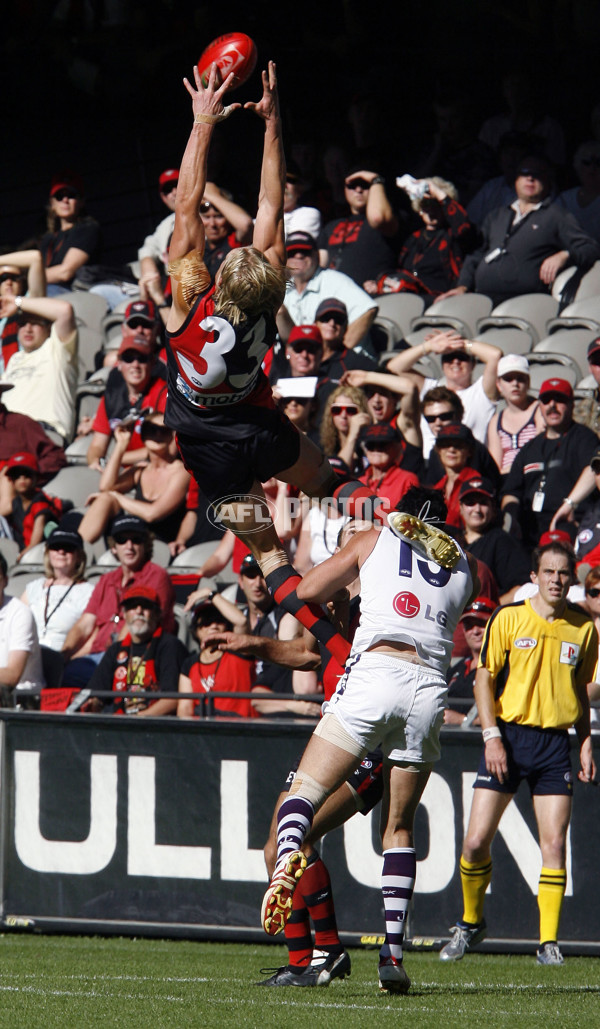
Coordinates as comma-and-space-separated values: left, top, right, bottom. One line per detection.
365, 177, 473, 298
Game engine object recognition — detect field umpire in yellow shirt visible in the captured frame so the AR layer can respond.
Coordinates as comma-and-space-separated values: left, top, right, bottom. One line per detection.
440, 539, 597, 966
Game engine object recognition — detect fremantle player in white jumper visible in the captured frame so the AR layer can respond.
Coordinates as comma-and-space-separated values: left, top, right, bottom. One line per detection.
260, 486, 479, 995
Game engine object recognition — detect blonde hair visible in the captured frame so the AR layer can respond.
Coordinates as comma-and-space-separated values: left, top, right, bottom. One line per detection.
213, 247, 287, 326
320, 384, 370, 457
412, 177, 458, 214
44, 546, 87, 583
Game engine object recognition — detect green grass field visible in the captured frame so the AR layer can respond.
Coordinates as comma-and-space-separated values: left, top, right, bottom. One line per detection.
0, 935, 598, 1029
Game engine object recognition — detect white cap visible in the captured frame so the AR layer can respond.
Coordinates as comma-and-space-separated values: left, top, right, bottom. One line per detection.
275, 376, 318, 399
497, 354, 530, 378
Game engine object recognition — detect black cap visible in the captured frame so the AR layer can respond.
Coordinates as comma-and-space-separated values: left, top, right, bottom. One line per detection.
315, 298, 348, 322
46, 526, 84, 550
435, 423, 475, 446
285, 231, 317, 252
359, 423, 401, 446
240, 553, 262, 575
110, 513, 150, 537
458, 476, 496, 502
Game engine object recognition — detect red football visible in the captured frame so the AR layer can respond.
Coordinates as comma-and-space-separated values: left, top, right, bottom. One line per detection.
197, 32, 257, 91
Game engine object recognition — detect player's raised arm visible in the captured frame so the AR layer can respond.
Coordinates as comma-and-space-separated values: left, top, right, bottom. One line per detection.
167, 64, 240, 325
245, 62, 285, 270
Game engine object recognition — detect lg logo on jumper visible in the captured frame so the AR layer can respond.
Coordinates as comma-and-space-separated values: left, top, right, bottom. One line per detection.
393, 592, 421, 618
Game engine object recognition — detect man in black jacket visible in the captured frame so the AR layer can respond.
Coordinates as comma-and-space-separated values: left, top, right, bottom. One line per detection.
437, 154, 600, 305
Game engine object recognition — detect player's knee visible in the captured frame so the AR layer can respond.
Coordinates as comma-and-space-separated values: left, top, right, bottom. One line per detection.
462, 834, 490, 862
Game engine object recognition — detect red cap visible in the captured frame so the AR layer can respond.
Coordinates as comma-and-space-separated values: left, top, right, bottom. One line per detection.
159, 168, 179, 190
7, 452, 39, 474
121, 584, 161, 608
538, 378, 573, 401
118, 334, 154, 358
538, 529, 573, 547
50, 171, 84, 197
460, 596, 497, 623
288, 324, 323, 348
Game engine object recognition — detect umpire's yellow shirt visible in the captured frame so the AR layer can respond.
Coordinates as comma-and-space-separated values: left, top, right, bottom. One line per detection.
478, 599, 598, 729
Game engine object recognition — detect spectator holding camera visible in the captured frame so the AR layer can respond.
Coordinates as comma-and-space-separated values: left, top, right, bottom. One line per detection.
365, 177, 473, 298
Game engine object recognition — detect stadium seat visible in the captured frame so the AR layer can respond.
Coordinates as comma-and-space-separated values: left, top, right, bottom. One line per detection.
545, 296, 600, 333
525, 353, 582, 392
64, 291, 108, 381
533, 328, 597, 381
375, 294, 425, 338
44, 466, 102, 510
468, 324, 533, 355
552, 260, 600, 302
12, 541, 46, 569
477, 293, 559, 343
371, 316, 404, 354
0, 539, 19, 568
404, 293, 493, 347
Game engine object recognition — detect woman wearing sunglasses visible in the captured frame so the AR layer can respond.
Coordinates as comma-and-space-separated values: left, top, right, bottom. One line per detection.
78, 412, 189, 544
40, 172, 101, 295
487, 354, 544, 474
319, 385, 371, 476
20, 525, 93, 657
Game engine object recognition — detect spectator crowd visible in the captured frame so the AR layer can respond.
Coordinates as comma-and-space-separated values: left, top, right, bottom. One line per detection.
3, 69, 600, 730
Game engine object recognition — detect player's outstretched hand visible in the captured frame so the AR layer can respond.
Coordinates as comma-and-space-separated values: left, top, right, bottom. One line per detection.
183, 63, 241, 123
244, 61, 279, 122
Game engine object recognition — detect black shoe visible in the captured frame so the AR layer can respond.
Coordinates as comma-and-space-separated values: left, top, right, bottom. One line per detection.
256, 964, 320, 987
309, 948, 352, 985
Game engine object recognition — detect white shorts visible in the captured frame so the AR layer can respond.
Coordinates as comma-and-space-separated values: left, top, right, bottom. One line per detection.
322, 651, 448, 765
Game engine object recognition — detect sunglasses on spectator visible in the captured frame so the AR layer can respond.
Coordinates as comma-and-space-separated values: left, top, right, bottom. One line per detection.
160, 181, 178, 195
539, 394, 569, 405
462, 617, 487, 629
586, 587, 600, 598
120, 351, 150, 364
365, 386, 392, 399
0, 272, 21, 285
581, 158, 600, 168
53, 189, 80, 201
423, 410, 455, 424
345, 178, 371, 190
122, 599, 158, 612
290, 342, 321, 354
7, 468, 34, 481
331, 404, 359, 416
363, 441, 395, 451
517, 168, 544, 179
283, 396, 312, 406
460, 495, 492, 506
501, 373, 529, 384
441, 352, 471, 363
589, 355, 600, 366
113, 534, 146, 546
48, 543, 78, 553
141, 422, 173, 443
287, 249, 312, 259
317, 313, 346, 327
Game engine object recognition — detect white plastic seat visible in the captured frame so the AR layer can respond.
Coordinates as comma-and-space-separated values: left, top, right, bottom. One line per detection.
546, 296, 600, 333
375, 294, 425, 338
476, 293, 559, 345
405, 293, 494, 347
44, 466, 102, 510
170, 541, 221, 569
470, 325, 533, 355
552, 260, 600, 302
533, 328, 597, 378
526, 353, 582, 392
63, 291, 109, 381
0, 539, 19, 568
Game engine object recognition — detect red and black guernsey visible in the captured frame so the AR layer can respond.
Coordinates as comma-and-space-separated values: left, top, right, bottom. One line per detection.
165, 285, 277, 439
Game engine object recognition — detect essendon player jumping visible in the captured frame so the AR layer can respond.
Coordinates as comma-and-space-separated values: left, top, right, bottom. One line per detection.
164, 61, 392, 663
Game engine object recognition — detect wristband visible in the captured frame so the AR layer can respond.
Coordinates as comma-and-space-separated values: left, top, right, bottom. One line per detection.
563, 496, 575, 508
482, 726, 502, 743
371, 176, 385, 186
14, 295, 23, 310
465, 340, 474, 355
195, 106, 235, 124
